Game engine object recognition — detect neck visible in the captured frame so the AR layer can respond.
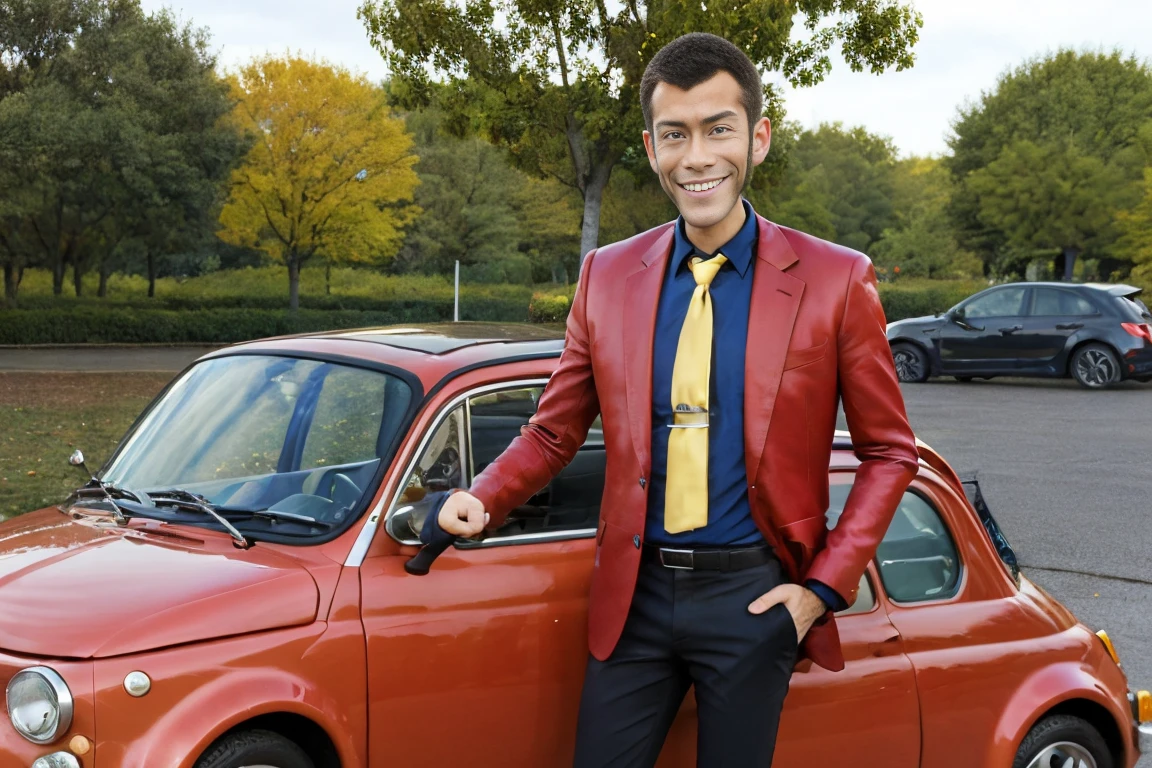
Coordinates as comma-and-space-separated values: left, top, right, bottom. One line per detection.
684, 200, 747, 255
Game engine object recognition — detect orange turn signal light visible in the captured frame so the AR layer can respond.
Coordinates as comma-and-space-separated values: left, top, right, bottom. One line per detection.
1096, 630, 1121, 666
1138, 690, 1151, 724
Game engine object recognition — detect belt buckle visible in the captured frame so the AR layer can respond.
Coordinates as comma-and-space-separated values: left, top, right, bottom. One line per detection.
659, 548, 695, 569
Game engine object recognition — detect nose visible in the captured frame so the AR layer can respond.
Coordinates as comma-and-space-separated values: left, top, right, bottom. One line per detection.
681, 132, 716, 172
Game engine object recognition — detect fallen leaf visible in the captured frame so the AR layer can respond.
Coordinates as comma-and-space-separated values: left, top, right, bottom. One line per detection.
27, 471, 36, 476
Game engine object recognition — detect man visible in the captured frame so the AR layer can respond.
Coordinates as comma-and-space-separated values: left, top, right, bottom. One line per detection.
436, 32, 919, 767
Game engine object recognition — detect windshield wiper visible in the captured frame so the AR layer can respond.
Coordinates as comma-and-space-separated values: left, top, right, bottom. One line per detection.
137, 491, 250, 549
217, 507, 334, 531
69, 480, 150, 524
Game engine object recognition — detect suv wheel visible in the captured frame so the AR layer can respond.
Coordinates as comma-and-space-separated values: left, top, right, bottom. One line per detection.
195, 729, 314, 768
1013, 714, 1112, 768
891, 343, 929, 383
1071, 344, 1121, 389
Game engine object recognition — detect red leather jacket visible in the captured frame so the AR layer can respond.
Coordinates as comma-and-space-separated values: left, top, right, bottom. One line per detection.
470, 214, 919, 672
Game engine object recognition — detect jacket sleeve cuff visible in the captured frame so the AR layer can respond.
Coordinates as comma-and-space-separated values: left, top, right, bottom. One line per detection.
806, 579, 848, 613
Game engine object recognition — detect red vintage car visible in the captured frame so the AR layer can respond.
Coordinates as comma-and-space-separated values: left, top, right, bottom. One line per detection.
1, 323, 1149, 768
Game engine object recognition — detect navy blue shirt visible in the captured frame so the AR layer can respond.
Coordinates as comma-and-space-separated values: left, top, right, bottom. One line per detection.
645, 199, 761, 548
643, 199, 845, 612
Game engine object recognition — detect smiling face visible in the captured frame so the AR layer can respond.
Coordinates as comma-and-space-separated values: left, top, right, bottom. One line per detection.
642, 71, 771, 253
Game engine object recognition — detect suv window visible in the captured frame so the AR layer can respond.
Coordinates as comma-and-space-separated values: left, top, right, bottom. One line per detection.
963, 287, 1027, 319
1030, 288, 1097, 317
828, 481, 960, 603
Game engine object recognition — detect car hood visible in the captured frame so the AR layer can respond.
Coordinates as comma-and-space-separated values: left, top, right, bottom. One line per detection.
887, 314, 945, 334
0, 509, 319, 658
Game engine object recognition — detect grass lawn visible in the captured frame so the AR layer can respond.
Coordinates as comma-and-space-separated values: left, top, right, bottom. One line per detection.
0, 372, 172, 519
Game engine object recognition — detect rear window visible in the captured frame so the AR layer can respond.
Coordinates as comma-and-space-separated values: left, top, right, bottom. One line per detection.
1118, 294, 1152, 321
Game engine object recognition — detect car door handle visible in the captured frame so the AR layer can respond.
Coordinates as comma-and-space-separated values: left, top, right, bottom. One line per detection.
998, 325, 1023, 334
1056, 322, 1083, 330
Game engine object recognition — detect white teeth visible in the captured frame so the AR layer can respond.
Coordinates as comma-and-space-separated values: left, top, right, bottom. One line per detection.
683, 179, 722, 192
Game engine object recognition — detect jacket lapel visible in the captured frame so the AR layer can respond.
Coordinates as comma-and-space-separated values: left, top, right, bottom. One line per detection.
744, 217, 805, 485
623, 226, 675, 475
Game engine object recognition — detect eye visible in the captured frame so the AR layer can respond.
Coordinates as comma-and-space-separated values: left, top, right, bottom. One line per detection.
712, 126, 732, 135
663, 131, 684, 140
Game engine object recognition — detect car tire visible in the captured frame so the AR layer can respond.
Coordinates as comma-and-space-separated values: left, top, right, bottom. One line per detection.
195, 729, 314, 768
891, 343, 930, 383
1012, 714, 1112, 768
1070, 343, 1121, 389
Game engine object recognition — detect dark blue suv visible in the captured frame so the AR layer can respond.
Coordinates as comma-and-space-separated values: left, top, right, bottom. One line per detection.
886, 282, 1152, 389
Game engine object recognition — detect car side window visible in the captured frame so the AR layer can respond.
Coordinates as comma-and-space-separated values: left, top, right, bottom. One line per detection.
827, 481, 960, 603
963, 287, 1027, 319
467, 386, 604, 538
1030, 288, 1098, 317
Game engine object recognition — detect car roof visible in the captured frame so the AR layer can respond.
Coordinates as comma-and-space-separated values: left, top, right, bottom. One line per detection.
999, 281, 1142, 296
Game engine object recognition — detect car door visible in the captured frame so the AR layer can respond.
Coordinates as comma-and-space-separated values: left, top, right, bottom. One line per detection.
360, 380, 604, 767
1018, 287, 1102, 373
938, 285, 1031, 374
652, 478, 922, 768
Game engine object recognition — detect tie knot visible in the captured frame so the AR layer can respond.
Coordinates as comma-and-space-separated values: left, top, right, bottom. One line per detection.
688, 253, 727, 287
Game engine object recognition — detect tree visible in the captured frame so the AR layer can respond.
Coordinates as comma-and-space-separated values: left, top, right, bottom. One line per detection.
0, 0, 243, 304
966, 139, 1138, 280
359, 0, 922, 264
218, 56, 421, 310
947, 49, 1152, 275
758, 122, 899, 252
870, 157, 981, 279
1116, 167, 1152, 289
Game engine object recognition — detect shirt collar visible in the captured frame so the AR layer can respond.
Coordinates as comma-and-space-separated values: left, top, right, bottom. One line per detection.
672, 198, 758, 279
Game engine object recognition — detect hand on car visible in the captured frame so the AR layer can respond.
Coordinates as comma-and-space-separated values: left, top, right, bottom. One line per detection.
748, 584, 826, 643
437, 490, 488, 537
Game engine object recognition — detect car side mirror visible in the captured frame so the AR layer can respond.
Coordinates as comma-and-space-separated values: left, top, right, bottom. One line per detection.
950, 307, 966, 322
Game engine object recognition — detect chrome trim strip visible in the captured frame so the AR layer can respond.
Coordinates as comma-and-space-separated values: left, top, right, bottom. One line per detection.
344, 377, 552, 567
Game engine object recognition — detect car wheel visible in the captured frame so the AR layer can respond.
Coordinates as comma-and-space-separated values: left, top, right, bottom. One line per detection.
195, 730, 314, 768
891, 343, 929, 383
1012, 714, 1112, 768
1070, 344, 1121, 389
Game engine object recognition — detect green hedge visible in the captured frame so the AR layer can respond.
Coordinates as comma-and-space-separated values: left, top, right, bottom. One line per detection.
0, 281, 986, 345
0, 303, 532, 345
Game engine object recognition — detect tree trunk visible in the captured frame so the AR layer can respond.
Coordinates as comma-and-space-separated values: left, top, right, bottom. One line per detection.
325, 260, 331, 296
147, 252, 156, 298
579, 162, 613, 268
73, 263, 84, 297
98, 265, 109, 298
1061, 246, 1080, 282
3, 263, 18, 307
52, 258, 65, 295
288, 257, 300, 312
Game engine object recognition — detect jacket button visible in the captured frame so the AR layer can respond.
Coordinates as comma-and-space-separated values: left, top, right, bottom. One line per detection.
639, 477, 646, 488
633, 535, 641, 548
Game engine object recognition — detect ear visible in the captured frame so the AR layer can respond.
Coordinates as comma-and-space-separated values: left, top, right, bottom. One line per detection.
643, 130, 659, 174
750, 117, 771, 167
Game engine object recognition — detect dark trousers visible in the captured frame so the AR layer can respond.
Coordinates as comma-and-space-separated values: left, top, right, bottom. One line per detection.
573, 550, 799, 767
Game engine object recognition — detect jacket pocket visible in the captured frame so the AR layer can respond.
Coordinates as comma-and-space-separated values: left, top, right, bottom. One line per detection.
783, 339, 828, 371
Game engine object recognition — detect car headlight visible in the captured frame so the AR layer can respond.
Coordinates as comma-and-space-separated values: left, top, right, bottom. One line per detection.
5, 666, 73, 744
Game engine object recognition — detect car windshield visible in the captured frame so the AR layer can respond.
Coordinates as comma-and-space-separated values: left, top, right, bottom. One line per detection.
96, 354, 413, 532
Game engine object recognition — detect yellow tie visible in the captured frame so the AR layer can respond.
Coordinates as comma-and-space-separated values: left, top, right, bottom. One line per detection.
664, 252, 727, 534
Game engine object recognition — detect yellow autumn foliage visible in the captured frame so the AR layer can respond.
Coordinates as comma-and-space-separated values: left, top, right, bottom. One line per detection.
219, 56, 420, 308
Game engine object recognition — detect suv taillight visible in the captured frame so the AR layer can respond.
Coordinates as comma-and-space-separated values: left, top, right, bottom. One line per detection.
1121, 322, 1152, 341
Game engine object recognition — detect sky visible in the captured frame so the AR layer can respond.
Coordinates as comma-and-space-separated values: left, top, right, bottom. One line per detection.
143, 0, 1152, 158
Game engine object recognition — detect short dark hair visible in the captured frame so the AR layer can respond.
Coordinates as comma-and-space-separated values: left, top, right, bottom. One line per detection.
640, 33, 764, 135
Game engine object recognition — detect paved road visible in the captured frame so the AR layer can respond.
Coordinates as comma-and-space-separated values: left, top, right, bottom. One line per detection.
0, 345, 222, 372
840, 375, 1152, 734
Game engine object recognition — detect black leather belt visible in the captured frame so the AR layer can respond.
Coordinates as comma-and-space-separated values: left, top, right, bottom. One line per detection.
643, 543, 774, 572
